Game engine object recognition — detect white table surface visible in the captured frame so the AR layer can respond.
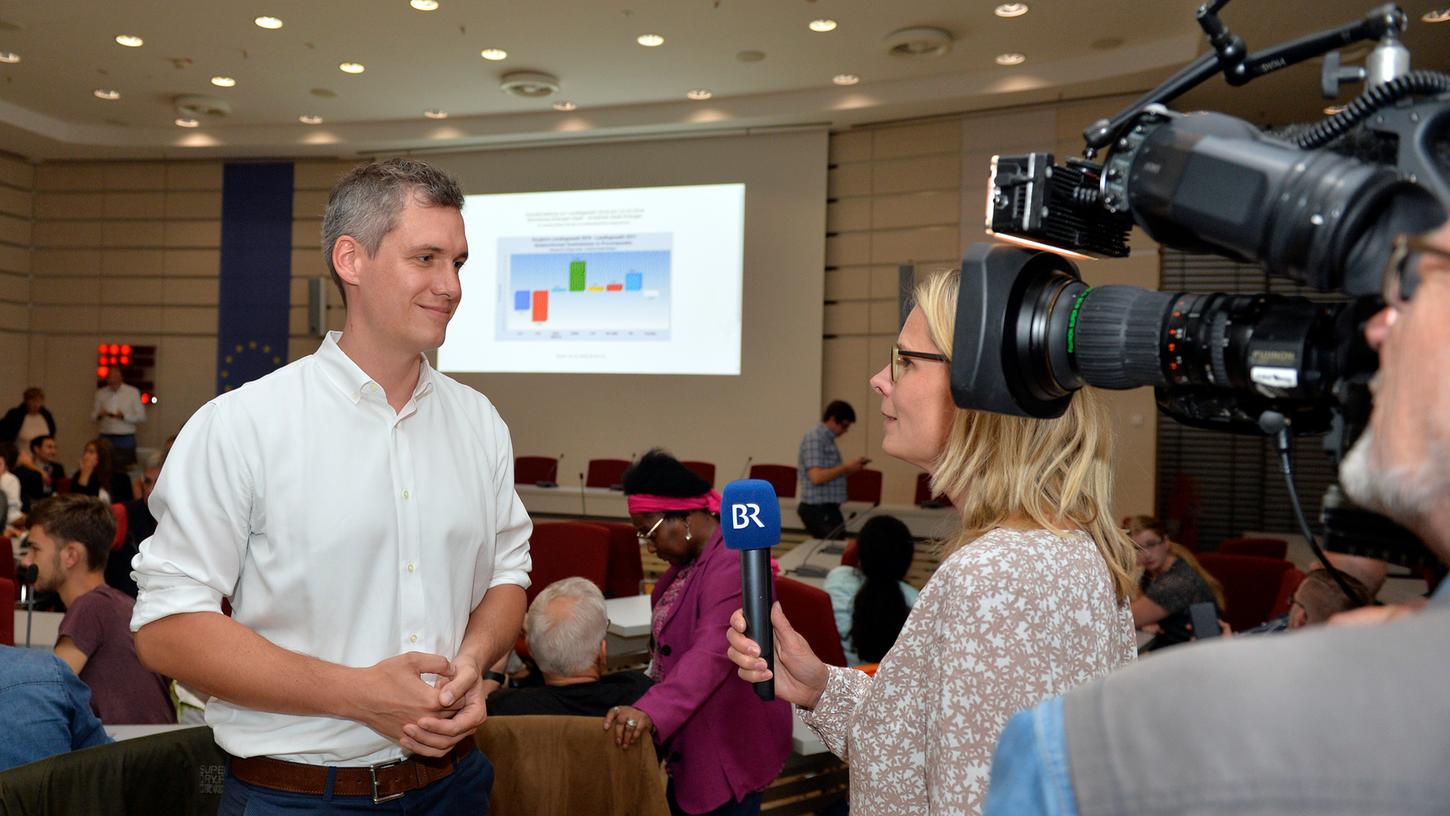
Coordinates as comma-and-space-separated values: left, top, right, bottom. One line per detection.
12, 608, 62, 650
106, 723, 197, 742
605, 594, 651, 638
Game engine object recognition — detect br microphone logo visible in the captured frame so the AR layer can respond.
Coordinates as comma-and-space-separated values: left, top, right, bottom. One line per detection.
731, 503, 765, 529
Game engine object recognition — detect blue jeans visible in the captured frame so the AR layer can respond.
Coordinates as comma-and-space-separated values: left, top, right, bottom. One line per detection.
219, 748, 493, 814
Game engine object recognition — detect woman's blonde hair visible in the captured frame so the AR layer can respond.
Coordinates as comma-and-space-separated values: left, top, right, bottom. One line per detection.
914, 269, 1139, 601
1123, 515, 1227, 610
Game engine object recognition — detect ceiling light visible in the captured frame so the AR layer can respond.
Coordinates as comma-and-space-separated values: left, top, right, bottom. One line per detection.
175, 117, 199, 128
552, 100, 577, 111
299, 114, 323, 124
994, 3, 1030, 18
410, 0, 440, 9
480, 48, 507, 61
686, 88, 712, 100
424, 108, 448, 119
995, 52, 1026, 65
115, 34, 144, 48
809, 19, 838, 32
637, 33, 664, 47
93, 88, 121, 100
1423, 8, 1450, 22
254, 16, 284, 29
1324, 104, 1346, 115
339, 62, 365, 74
210, 75, 236, 88
0, 52, 18, 64
833, 73, 860, 86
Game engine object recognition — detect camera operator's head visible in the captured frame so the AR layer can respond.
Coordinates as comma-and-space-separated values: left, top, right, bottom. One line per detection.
1340, 220, 1450, 561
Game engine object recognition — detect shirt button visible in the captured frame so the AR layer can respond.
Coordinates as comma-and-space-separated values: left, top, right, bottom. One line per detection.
402, 489, 411, 500
410, 634, 418, 644
407, 562, 415, 573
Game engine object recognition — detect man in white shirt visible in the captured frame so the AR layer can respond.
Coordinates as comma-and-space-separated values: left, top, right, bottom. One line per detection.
90, 368, 145, 469
131, 158, 532, 812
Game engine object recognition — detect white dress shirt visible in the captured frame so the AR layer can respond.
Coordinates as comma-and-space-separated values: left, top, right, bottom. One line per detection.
130, 332, 532, 765
0, 470, 20, 525
91, 383, 146, 435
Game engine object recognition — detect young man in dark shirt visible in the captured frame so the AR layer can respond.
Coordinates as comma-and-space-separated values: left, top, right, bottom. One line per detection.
22, 494, 174, 724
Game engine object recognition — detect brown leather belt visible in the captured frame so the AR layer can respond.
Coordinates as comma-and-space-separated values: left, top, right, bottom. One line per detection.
229, 742, 475, 804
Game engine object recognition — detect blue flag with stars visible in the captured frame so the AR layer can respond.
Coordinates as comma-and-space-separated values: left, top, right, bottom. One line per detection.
217, 163, 294, 394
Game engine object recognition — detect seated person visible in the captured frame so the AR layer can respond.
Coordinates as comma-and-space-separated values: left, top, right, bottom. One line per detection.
823, 515, 919, 665
105, 451, 165, 599
69, 437, 133, 504
0, 644, 112, 772
1, 441, 23, 532
15, 435, 61, 511
486, 577, 651, 717
1126, 515, 1223, 651
1243, 554, 1382, 634
21, 495, 174, 724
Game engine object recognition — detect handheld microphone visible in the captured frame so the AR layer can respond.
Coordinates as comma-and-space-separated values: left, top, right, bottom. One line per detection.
722, 479, 781, 702
536, 453, 563, 489
737, 456, 754, 481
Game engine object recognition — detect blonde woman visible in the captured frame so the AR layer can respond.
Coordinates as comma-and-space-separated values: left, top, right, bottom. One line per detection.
726, 269, 1139, 815
1125, 515, 1225, 650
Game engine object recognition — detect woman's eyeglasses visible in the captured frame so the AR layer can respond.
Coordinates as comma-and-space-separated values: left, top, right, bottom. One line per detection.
890, 345, 948, 383
1382, 233, 1450, 308
636, 516, 665, 546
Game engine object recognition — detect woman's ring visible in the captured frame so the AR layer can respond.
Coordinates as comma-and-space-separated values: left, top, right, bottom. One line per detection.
626, 719, 638, 728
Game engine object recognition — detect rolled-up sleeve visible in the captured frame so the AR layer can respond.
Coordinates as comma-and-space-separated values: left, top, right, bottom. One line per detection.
480, 409, 531, 600
130, 400, 254, 631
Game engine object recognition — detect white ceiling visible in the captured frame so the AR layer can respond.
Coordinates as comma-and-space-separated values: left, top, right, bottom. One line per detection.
0, 0, 1445, 160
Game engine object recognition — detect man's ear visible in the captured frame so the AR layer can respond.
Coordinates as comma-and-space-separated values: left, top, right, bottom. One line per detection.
332, 235, 365, 289
63, 541, 85, 570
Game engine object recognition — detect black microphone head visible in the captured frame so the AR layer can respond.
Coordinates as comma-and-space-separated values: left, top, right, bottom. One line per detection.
18, 563, 38, 585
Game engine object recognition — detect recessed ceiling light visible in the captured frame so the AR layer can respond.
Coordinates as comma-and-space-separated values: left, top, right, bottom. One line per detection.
686, 88, 712, 100
1324, 104, 1346, 115
995, 52, 1026, 65
832, 73, 860, 86
994, 3, 1030, 18
115, 34, 144, 48
809, 19, 838, 32
423, 108, 448, 119
637, 33, 664, 47
480, 48, 507, 61
410, 0, 440, 9
339, 62, 365, 74
175, 117, 199, 128
210, 75, 236, 88
254, 16, 284, 30
0, 52, 19, 64
299, 114, 323, 124
552, 100, 577, 111
1424, 8, 1450, 22
93, 88, 121, 100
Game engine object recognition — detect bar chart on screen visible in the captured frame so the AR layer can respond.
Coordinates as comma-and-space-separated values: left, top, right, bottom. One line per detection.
496, 232, 673, 342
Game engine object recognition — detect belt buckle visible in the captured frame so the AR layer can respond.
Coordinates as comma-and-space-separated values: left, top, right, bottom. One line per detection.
370, 757, 408, 804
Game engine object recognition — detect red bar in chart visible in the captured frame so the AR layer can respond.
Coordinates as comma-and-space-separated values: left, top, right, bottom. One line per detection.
531, 290, 549, 322
606, 283, 624, 291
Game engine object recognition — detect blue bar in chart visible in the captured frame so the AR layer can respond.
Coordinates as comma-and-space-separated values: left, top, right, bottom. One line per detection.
513, 291, 530, 311
625, 273, 642, 291
496, 232, 672, 341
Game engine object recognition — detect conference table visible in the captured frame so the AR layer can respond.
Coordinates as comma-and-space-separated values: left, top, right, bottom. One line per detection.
11, 607, 62, 650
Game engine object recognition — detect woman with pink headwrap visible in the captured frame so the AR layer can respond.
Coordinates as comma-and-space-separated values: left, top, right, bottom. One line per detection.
603, 449, 792, 816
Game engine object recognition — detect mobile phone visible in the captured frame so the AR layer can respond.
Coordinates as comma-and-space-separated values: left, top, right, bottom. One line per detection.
1189, 601, 1220, 640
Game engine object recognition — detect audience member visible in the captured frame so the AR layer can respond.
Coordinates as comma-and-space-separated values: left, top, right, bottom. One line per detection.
69, 437, 134, 504
0, 644, 113, 773
0, 387, 56, 453
14, 435, 61, 511
1243, 553, 1382, 634
486, 578, 652, 717
1288, 568, 1372, 628
823, 514, 918, 665
1, 442, 22, 530
90, 369, 145, 469
21, 494, 174, 724
1127, 515, 1224, 651
104, 452, 164, 598
985, 222, 1450, 815
728, 269, 1139, 816
608, 450, 791, 816
797, 400, 868, 539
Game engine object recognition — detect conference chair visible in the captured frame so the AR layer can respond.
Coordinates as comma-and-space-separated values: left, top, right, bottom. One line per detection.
914, 472, 952, 508
1269, 567, 1307, 620
0, 578, 12, 645
1218, 536, 1289, 560
748, 464, 798, 499
586, 521, 645, 599
514, 456, 559, 486
776, 576, 847, 667
680, 460, 716, 487
585, 459, 631, 490
846, 468, 883, 505
0, 540, 14, 603
110, 503, 128, 551
526, 522, 610, 604
1196, 554, 1296, 633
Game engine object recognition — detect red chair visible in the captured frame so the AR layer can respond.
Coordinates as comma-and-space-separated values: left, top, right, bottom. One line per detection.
914, 473, 952, 507
748, 464, 797, 499
110, 503, 128, 551
846, 469, 882, 504
776, 576, 847, 667
514, 456, 560, 486
1196, 554, 1296, 633
681, 461, 716, 487
588, 522, 645, 599
0, 577, 13, 645
1219, 537, 1288, 560
585, 459, 631, 490
839, 538, 860, 568
0, 539, 15, 603
526, 522, 610, 604
54, 476, 71, 495
1269, 567, 1306, 619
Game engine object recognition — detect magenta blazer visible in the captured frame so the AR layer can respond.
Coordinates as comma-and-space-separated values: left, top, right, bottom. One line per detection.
634, 528, 793, 813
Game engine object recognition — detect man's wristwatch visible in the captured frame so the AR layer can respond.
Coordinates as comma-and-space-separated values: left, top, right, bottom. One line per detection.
483, 670, 509, 687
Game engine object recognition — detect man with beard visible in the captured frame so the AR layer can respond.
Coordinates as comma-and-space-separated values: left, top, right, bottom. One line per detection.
983, 220, 1450, 815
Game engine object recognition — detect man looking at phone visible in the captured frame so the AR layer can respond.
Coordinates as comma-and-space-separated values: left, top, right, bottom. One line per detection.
797, 400, 868, 539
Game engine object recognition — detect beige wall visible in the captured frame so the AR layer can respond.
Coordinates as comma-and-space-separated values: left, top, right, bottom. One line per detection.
823, 95, 1160, 513
0, 153, 32, 402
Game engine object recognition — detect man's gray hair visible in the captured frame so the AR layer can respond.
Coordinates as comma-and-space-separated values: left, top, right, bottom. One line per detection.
319, 157, 464, 305
525, 577, 608, 677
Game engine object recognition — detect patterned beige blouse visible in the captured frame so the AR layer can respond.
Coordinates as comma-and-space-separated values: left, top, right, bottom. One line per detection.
798, 527, 1136, 815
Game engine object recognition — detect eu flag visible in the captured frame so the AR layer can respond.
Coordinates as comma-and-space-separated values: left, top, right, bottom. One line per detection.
216, 163, 294, 394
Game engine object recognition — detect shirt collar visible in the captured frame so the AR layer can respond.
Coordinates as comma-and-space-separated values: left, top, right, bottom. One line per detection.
315, 331, 436, 405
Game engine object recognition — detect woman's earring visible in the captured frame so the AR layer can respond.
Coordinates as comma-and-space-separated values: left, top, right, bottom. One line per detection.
683, 522, 693, 542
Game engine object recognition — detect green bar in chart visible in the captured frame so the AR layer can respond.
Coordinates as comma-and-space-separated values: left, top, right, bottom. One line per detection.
569, 260, 587, 292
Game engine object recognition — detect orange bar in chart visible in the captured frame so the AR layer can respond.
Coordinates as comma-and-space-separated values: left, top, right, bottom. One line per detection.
606, 283, 624, 291
531, 290, 549, 322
